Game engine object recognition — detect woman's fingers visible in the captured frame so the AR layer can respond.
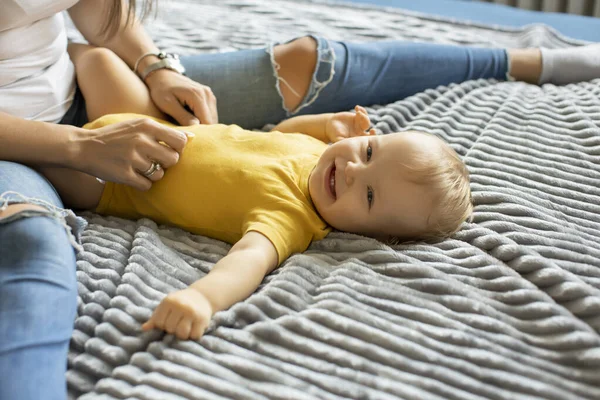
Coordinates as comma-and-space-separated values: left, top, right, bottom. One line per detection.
135, 159, 165, 183
153, 85, 218, 126
157, 93, 201, 126
209, 93, 218, 124
139, 118, 189, 154
182, 86, 218, 125
142, 140, 181, 169
146, 71, 218, 125
122, 153, 163, 190
79, 118, 191, 190
125, 169, 153, 191
130, 119, 189, 188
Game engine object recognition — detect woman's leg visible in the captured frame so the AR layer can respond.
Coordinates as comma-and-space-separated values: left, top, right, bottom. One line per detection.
506, 48, 542, 84
0, 162, 78, 400
181, 36, 548, 128
180, 46, 290, 129
68, 43, 167, 122
297, 39, 516, 116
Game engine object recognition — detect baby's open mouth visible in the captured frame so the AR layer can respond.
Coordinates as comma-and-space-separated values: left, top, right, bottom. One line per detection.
329, 163, 337, 200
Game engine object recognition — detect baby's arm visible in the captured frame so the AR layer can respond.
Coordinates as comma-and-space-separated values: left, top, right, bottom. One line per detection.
273, 113, 331, 142
142, 231, 278, 340
272, 105, 374, 143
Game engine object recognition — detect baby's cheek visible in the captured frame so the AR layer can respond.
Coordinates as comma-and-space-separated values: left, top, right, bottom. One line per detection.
330, 198, 366, 233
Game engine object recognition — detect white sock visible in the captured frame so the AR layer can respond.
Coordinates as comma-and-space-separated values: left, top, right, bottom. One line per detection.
538, 44, 600, 85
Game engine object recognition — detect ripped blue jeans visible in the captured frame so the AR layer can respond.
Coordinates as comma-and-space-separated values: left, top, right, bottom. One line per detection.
0, 162, 80, 400
180, 35, 508, 129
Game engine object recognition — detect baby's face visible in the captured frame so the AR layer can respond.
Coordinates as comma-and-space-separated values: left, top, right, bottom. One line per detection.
309, 131, 439, 239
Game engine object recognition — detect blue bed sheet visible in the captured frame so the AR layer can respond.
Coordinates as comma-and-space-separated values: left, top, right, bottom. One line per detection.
340, 0, 600, 42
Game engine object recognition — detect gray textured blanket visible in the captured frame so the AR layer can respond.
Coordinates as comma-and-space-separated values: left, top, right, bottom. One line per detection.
67, 1, 600, 399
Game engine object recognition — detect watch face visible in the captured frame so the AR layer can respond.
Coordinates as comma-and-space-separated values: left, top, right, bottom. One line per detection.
165, 58, 186, 74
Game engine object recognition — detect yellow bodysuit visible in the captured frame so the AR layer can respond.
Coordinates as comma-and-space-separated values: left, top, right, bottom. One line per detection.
89, 114, 331, 264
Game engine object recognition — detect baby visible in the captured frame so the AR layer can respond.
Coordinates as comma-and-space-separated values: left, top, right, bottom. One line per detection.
44, 107, 471, 341
41, 47, 471, 342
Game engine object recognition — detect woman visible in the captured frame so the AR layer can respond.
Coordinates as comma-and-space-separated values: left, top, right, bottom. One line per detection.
2, 0, 598, 398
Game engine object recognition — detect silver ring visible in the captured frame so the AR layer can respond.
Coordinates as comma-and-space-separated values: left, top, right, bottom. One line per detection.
143, 161, 162, 178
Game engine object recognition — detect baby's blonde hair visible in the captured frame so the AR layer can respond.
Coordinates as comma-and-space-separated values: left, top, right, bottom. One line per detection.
393, 131, 473, 242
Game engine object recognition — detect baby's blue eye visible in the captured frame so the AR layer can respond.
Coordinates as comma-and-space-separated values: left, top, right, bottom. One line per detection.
367, 186, 374, 209
366, 145, 372, 161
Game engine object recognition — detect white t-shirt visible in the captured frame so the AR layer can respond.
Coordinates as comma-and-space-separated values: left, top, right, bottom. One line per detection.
0, 0, 80, 123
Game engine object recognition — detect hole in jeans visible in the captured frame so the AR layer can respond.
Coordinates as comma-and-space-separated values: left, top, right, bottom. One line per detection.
0, 204, 50, 220
0, 191, 87, 252
268, 36, 336, 116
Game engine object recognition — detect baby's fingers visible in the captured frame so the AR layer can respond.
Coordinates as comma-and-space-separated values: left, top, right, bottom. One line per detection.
141, 320, 154, 331
354, 111, 372, 134
175, 318, 193, 340
142, 299, 171, 331
355, 105, 368, 115
190, 320, 207, 341
164, 310, 183, 334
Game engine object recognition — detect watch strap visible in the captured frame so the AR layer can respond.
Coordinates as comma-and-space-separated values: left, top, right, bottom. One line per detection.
139, 57, 186, 81
140, 59, 172, 80
133, 52, 159, 73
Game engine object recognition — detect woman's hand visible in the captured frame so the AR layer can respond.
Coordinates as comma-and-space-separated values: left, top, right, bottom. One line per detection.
73, 118, 192, 191
142, 287, 213, 341
325, 105, 375, 143
145, 70, 218, 126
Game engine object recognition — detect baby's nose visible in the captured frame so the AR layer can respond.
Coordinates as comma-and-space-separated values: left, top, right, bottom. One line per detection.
345, 161, 361, 186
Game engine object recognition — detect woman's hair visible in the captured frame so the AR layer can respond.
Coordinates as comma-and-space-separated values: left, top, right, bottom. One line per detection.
101, 0, 157, 39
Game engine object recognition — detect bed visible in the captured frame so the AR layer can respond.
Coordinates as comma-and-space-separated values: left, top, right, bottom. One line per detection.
65, 0, 600, 398
338, 0, 600, 42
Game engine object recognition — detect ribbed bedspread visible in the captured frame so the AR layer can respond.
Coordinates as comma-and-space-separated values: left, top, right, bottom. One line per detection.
67, 1, 600, 398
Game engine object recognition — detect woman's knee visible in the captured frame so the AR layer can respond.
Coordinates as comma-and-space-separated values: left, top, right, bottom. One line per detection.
272, 36, 318, 111
0, 216, 78, 343
74, 46, 119, 73
0, 216, 78, 317
0, 217, 77, 400
0, 215, 77, 281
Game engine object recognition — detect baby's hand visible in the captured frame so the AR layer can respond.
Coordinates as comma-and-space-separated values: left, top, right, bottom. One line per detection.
142, 287, 213, 341
326, 105, 375, 143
